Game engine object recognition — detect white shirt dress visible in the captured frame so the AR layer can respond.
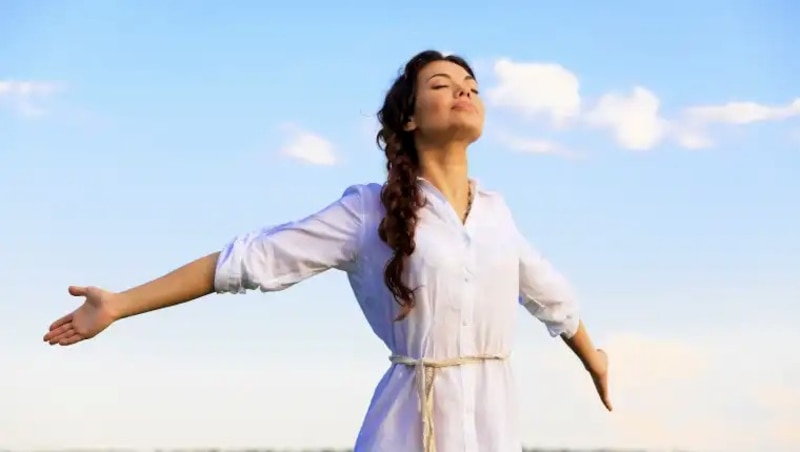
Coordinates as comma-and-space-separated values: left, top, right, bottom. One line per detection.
213, 178, 581, 452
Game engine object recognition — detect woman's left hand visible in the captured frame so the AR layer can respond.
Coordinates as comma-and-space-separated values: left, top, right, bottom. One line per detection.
587, 349, 612, 411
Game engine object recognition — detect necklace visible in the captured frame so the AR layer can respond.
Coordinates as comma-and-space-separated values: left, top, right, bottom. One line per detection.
462, 184, 474, 223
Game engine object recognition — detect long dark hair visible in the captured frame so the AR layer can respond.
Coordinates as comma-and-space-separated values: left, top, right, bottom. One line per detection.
376, 50, 476, 321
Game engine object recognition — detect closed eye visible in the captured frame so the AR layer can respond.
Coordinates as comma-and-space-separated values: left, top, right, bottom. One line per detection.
433, 85, 479, 95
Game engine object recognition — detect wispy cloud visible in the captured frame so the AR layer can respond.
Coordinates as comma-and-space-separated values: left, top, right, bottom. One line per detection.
675, 98, 800, 148
684, 99, 800, 125
486, 59, 800, 152
5, 327, 796, 451
278, 123, 337, 166
0, 80, 61, 118
513, 327, 800, 452
493, 131, 583, 160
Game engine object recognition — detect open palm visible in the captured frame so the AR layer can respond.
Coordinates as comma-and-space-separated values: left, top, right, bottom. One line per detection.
43, 286, 118, 346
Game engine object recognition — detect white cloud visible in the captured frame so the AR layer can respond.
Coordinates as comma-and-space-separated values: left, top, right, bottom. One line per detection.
0, 80, 60, 118
672, 98, 800, 149
684, 98, 800, 125
0, 80, 57, 97
583, 86, 667, 151
486, 59, 581, 126
278, 123, 337, 166
494, 131, 582, 160
669, 123, 716, 150
486, 59, 800, 152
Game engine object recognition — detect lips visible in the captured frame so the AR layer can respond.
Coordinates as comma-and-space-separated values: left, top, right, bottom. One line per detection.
452, 100, 475, 111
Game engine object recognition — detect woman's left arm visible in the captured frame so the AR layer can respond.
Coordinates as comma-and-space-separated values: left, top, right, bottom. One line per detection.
516, 227, 612, 411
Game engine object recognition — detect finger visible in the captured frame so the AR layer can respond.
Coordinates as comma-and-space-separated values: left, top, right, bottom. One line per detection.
48, 327, 75, 345
48, 313, 73, 331
600, 384, 613, 411
59, 332, 85, 346
43, 323, 72, 342
600, 349, 611, 411
600, 375, 612, 412
68, 286, 89, 297
591, 373, 611, 411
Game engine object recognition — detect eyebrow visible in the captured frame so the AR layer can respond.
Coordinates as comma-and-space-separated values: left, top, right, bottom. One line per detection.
427, 73, 476, 83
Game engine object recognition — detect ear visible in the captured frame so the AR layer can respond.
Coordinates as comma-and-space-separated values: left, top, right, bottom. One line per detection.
404, 117, 417, 132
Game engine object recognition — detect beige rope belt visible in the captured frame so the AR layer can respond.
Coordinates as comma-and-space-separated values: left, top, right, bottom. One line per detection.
389, 353, 508, 452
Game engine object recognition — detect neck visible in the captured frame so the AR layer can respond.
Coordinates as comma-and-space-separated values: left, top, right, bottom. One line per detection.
416, 141, 472, 218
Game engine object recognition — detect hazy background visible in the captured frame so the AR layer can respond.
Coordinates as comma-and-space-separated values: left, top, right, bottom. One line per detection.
1, 1, 798, 451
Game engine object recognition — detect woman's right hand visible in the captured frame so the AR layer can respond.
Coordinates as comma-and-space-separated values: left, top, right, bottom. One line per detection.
43, 286, 121, 346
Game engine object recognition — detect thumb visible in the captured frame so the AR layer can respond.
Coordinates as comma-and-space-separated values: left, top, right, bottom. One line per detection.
68, 286, 89, 297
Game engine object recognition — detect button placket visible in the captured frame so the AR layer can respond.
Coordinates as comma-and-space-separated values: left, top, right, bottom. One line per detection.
460, 230, 480, 449
460, 232, 476, 353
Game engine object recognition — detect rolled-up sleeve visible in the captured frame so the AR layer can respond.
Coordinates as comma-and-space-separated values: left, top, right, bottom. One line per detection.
214, 185, 365, 294
518, 234, 580, 339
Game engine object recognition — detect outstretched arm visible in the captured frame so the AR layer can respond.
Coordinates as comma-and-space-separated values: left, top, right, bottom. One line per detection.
111, 252, 220, 320
43, 185, 366, 346
516, 231, 612, 411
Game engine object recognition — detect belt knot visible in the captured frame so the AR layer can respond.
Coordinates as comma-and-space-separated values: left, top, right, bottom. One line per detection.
388, 353, 508, 452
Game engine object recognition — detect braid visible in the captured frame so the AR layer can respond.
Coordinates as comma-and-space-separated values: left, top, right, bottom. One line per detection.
377, 127, 423, 321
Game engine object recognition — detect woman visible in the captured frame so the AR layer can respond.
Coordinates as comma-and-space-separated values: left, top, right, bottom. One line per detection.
43, 50, 611, 452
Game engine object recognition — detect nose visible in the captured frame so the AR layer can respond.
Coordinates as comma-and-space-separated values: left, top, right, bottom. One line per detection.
455, 85, 471, 98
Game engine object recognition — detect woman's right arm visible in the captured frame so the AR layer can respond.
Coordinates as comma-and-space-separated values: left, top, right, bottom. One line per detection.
110, 252, 220, 320
44, 185, 367, 346
108, 183, 367, 321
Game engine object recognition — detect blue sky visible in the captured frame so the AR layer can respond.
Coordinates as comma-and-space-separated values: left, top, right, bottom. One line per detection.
1, 1, 798, 451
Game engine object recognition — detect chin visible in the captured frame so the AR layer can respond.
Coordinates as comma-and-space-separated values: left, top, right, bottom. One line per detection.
421, 122, 483, 143
453, 129, 482, 144
453, 121, 483, 142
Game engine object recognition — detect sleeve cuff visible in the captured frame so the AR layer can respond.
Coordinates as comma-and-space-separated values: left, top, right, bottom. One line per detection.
547, 313, 580, 339
213, 243, 245, 294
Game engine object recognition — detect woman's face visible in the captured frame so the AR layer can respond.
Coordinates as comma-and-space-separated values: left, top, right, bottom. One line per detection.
405, 60, 485, 144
